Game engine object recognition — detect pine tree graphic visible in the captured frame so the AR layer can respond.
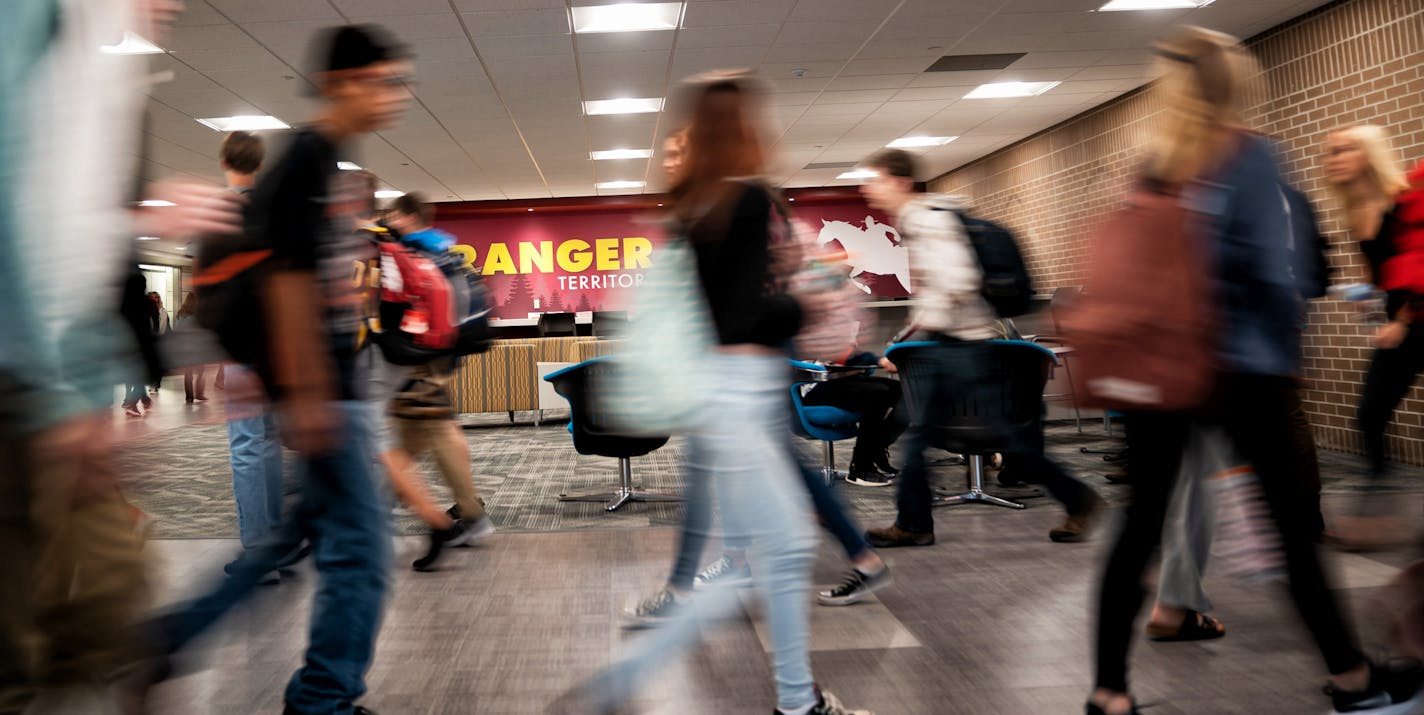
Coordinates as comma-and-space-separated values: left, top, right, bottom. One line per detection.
504, 274, 536, 315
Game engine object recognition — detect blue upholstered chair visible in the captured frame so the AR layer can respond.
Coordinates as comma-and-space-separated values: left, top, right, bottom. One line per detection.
544, 358, 680, 512
885, 339, 1059, 510
788, 360, 861, 485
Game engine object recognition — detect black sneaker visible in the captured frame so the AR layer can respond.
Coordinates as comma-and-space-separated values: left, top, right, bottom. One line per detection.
775, 688, 874, 714
276, 543, 312, 571
413, 528, 453, 572
693, 554, 752, 589
446, 514, 495, 548
1327, 660, 1424, 714
872, 450, 899, 476
846, 466, 893, 488
623, 587, 685, 628
817, 567, 892, 606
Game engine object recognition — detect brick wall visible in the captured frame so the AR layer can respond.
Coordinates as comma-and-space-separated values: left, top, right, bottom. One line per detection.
929, 0, 1424, 460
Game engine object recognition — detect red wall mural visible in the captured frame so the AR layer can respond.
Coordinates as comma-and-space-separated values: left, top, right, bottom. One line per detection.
434, 189, 905, 320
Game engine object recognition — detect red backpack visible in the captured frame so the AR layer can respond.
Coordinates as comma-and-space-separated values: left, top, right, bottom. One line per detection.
373, 238, 492, 366
1059, 179, 1219, 411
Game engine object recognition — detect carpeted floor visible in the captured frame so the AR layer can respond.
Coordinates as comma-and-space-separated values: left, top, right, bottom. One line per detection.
116, 404, 1423, 539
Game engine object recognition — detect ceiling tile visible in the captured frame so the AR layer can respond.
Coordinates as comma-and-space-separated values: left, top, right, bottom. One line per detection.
206, 0, 340, 23
677, 24, 782, 49
459, 9, 570, 37
331, 0, 453, 16
682, 0, 797, 28
348, 13, 470, 41
577, 30, 676, 54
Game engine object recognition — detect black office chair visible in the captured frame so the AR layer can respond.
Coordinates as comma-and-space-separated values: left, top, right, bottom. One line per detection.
885, 339, 1058, 510
538, 312, 577, 337
544, 358, 680, 512
592, 310, 628, 338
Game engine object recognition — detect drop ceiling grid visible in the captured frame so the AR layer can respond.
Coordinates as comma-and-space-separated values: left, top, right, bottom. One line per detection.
147, 0, 1337, 197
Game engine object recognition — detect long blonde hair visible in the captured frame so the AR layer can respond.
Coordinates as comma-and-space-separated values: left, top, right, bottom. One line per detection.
1326, 124, 1409, 211
1147, 26, 1259, 185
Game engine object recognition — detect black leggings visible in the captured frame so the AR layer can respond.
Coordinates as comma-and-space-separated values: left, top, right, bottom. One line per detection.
1095, 374, 1363, 693
1357, 322, 1424, 478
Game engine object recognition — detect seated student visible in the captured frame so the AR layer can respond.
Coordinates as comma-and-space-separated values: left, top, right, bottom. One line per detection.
801, 350, 907, 487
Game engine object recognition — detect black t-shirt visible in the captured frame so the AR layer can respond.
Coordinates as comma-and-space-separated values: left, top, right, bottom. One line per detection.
685, 182, 802, 347
251, 128, 371, 400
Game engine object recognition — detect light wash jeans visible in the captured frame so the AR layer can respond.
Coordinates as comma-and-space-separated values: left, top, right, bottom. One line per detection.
227, 413, 284, 549
1157, 426, 1228, 613
588, 354, 819, 711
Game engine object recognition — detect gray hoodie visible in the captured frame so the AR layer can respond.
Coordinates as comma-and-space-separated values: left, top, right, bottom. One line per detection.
897, 194, 998, 341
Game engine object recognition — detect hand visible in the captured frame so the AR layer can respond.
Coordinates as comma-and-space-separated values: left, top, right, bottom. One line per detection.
877, 356, 897, 373
135, 179, 244, 239
1375, 320, 1409, 349
278, 396, 342, 456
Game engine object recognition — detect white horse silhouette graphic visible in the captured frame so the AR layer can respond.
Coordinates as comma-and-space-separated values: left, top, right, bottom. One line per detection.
816, 216, 911, 294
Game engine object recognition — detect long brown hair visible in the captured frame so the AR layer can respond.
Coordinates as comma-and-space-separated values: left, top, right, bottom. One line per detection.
1147, 26, 1259, 185
669, 70, 771, 226
176, 292, 198, 319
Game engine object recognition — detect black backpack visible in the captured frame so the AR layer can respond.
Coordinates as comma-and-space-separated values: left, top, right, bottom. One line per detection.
193, 195, 270, 368
936, 209, 1034, 318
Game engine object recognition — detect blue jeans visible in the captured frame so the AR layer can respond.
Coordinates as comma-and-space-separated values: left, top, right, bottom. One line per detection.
592, 355, 818, 711
895, 339, 995, 533
669, 437, 869, 591
121, 384, 146, 407
160, 402, 391, 715
227, 413, 283, 549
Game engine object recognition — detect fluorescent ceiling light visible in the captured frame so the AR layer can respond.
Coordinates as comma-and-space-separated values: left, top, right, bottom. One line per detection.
964, 81, 1061, 99
596, 180, 645, 190
836, 169, 878, 180
887, 136, 958, 149
1098, 0, 1213, 10
196, 115, 291, 132
138, 199, 176, 207
374, 190, 405, 199
571, 3, 683, 34
590, 148, 654, 160
101, 31, 164, 55
137, 236, 160, 241
583, 98, 664, 115
138, 264, 172, 271
337, 161, 363, 171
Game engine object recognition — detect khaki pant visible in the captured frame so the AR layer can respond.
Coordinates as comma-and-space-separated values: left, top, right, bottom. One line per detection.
395, 418, 484, 521
0, 414, 149, 714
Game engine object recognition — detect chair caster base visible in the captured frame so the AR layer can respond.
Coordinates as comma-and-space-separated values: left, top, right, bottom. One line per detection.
932, 490, 1026, 509
559, 489, 683, 512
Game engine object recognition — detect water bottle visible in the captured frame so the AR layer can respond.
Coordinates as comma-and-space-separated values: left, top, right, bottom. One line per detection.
1327, 283, 1387, 323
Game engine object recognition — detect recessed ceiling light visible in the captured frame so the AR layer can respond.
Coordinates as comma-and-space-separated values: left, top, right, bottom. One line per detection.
138, 199, 176, 207
787, 197, 795, 202
527, 208, 534, 212
583, 98, 664, 116
836, 169, 878, 180
101, 31, 164, 55
571, 3, 683, 34
196, 115, 291, 132
964, 81, 1061, 99
596, 180, 646, 190
337, 161, 363, 171
374, 189, 405, 199
887, 136, 958, 149
1098, 0, 1213, 10
137, 236, 160, 241
590, 148, 654, 160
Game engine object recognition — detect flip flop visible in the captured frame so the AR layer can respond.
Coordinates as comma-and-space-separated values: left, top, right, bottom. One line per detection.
1145, 610, 1225, 642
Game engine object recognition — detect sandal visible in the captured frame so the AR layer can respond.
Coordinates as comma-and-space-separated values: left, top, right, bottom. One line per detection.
1145, 610, 1225, 642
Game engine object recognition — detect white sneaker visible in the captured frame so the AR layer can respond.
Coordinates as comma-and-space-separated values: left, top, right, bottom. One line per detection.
693, 555, 753, 590
447, 514, 495, 547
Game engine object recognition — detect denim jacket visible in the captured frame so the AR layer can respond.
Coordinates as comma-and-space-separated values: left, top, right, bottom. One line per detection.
1190, 134, 1302, 378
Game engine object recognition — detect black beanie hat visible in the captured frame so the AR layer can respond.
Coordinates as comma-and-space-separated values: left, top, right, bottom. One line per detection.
317, 24, 406, 74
